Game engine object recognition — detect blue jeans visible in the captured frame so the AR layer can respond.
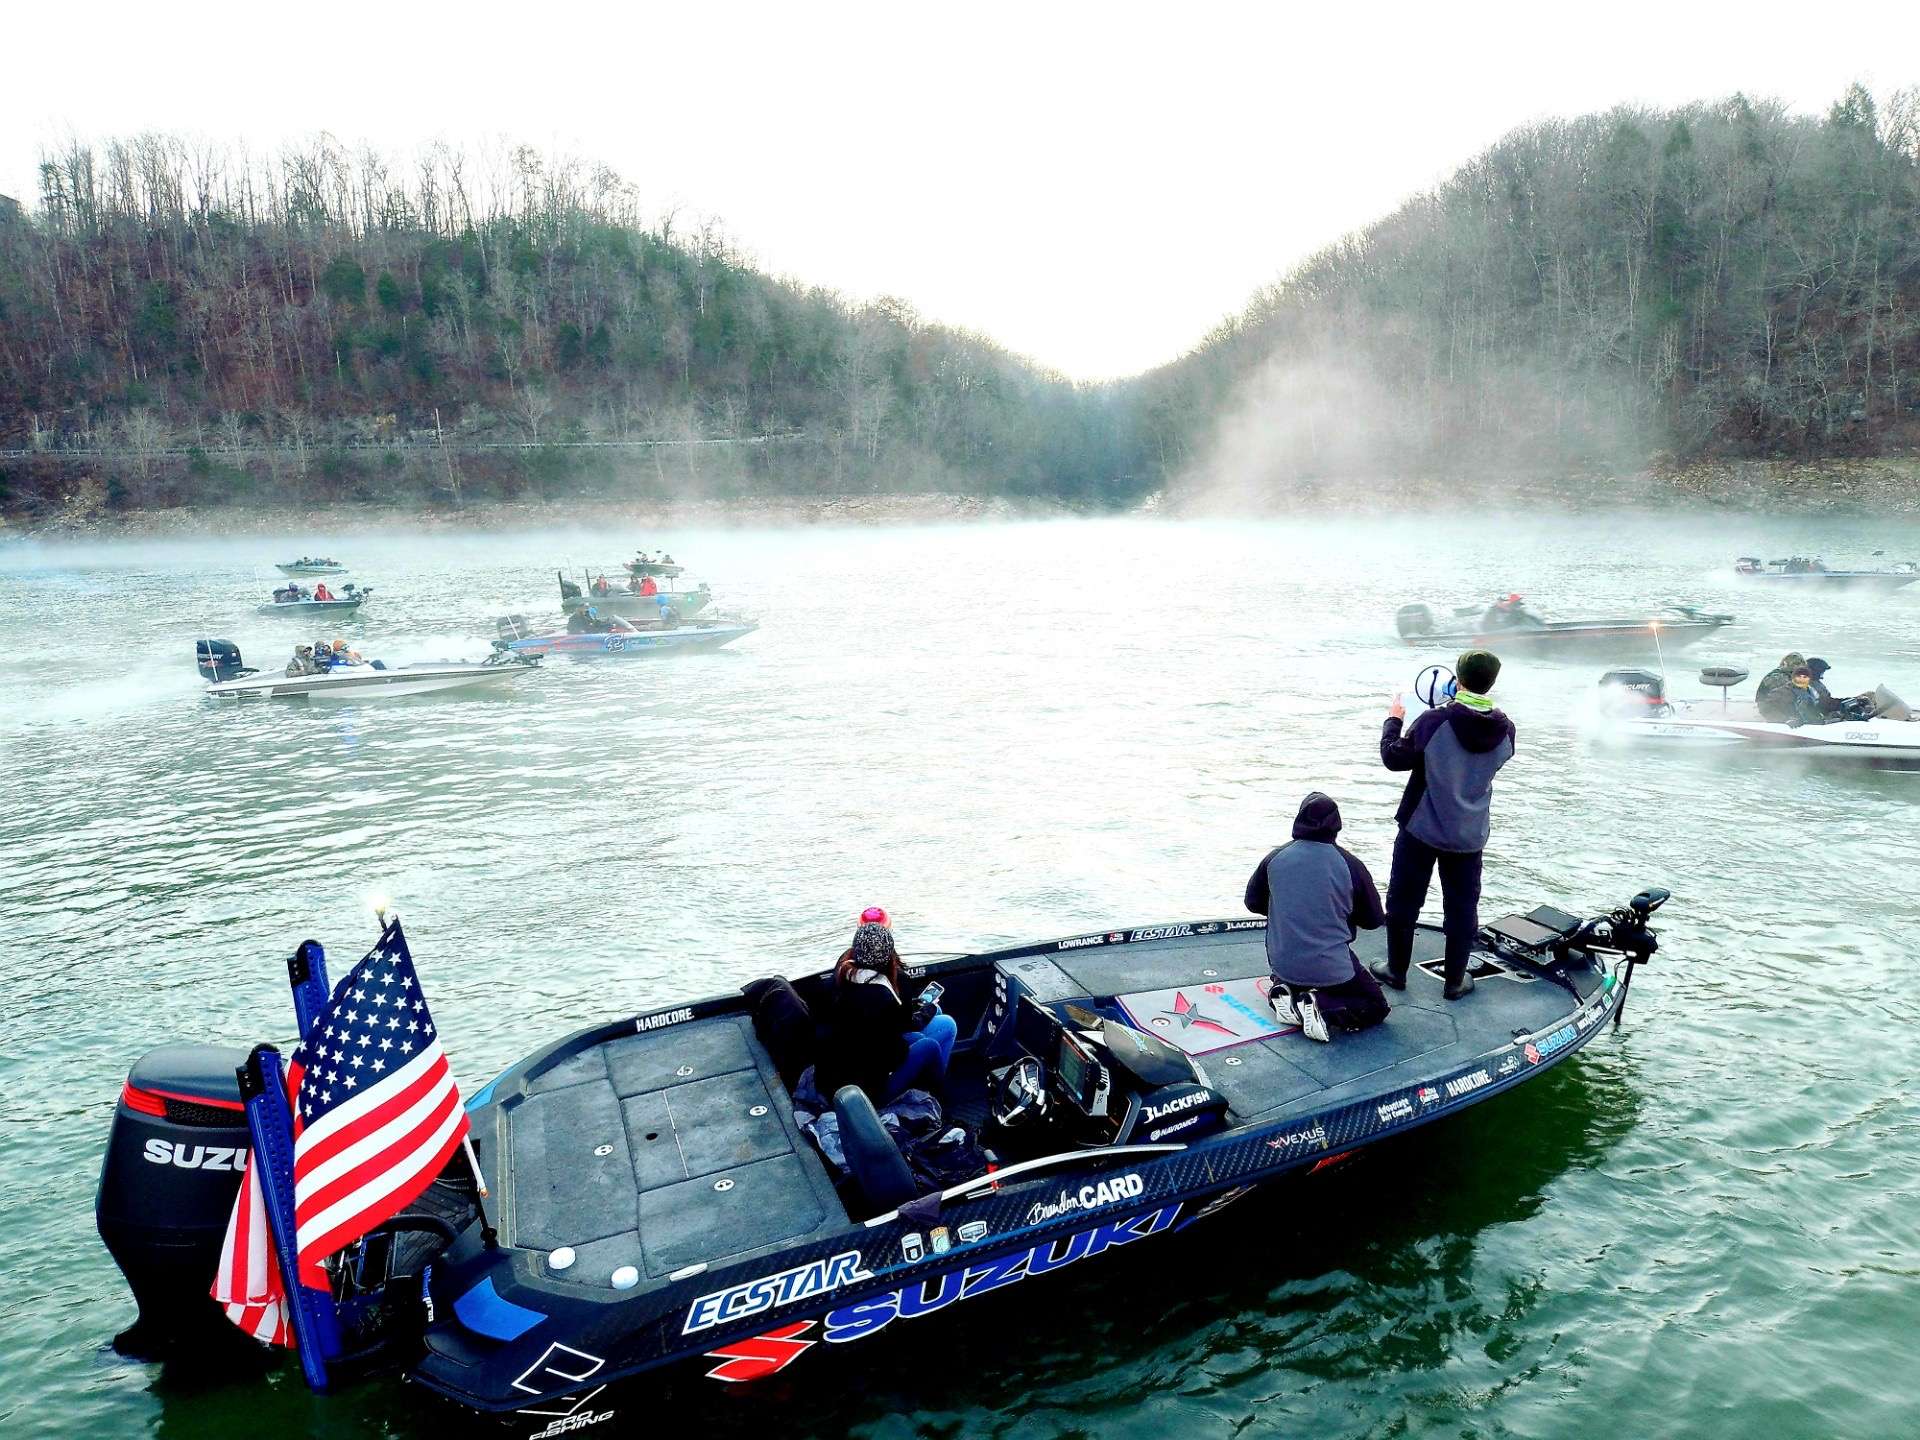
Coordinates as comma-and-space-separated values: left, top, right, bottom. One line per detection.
883, 1012, 956, 1101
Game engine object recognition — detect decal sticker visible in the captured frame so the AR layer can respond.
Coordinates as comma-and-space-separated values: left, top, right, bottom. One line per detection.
1377, 1096, 1414, 1123
1497, 1054, 1521, 1076
1157, 991, 1238, 1038
930, 1227, 951, 1256
703, 1321, 817, 1383
683, 1251, 871, 1334
634, 1007, 694, 1033
1140, 1090, 1216, 1126
1524, 1042, 1542, 1065
142, 1140, 248, 1171
1024, 1171, 1146, 1226
1130, 925, 1195, 942
900, 1232, 924, 1262
821, 1205, 1182, 1344
1418, 1086, 1441, 1107
1056, 935, 1106, 951
1224, 919, 1266, 932
1443, 1069, 1491, 1099
512, 1342, 605, 1396
1265, 1123, 1329, 1152
957, 1221, 988, 1244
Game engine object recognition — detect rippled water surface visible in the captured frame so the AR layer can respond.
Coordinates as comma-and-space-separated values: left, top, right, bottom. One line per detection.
3, 512, 1918, 1439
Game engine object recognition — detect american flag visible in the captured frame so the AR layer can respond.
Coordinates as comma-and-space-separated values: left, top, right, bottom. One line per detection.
211, 922, 468, 1344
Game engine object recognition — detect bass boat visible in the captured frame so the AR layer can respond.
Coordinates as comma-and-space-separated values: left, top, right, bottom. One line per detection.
496, 612, 757, 659
97, 892, 1666, 1429
195, 640, 537, 700
275, 558, 349, 576
1733, 556, 1919, 591
258, 583, 371, 616
1397, 599, 1733, 653
561, 572, 713, 621
1598, 665, 1920, 765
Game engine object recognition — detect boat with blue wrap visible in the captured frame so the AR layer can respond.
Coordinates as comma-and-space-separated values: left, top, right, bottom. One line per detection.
95, 889, 1666, 1430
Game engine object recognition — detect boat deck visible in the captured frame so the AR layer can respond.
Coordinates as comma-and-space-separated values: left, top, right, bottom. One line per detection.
499, 923, 1600, 1295
504, 1016, 844, 1288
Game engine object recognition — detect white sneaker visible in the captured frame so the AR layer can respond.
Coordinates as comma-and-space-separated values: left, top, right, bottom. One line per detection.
1296, 992, 1331, 1043
1270, 986, 1300, 1025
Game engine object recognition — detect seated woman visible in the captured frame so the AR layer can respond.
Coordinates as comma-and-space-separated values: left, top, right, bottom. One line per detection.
816, 921, 955, 1104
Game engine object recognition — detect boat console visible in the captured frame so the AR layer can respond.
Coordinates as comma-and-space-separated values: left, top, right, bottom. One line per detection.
987, 990, 1230, 1155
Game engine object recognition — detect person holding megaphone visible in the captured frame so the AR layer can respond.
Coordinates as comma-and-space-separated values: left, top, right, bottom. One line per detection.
1373, 648, 1516, 1001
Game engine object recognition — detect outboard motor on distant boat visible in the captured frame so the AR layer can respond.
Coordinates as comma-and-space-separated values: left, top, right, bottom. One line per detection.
1599, 668, 1670, 716
195, 639, 246, 682
96, 1044, 253, 1358
1395, 602, 1435, 639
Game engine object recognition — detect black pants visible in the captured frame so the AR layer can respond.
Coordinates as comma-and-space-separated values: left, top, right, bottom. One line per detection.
1280, 951, 1390, 1031
1385, 829, 1483, 985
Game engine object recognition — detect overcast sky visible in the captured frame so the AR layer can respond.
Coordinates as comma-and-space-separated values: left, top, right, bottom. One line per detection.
4, 2, 1915, 379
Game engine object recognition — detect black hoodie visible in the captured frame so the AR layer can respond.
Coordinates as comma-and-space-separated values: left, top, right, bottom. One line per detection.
1244, 793, 1386, 987
1381, 701, 1516, 852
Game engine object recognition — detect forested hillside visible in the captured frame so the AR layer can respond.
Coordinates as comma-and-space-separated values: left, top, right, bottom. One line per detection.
4, 87, 1920, 521
0, 138, 1139, 513
1138, 86, 1920, 497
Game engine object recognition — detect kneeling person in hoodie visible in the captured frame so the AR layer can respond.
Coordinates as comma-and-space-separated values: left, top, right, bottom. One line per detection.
1244, 792, 1389, 1043
1376, 648, 1516, 1001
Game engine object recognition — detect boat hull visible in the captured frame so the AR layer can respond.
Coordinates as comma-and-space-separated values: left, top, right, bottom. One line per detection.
256, 599, 365, 615
410, 915, 1630, 1427
1733, 570, 1918, 591
506, 622, 757, 658
204, 663, 529, 700
1404, 618, 1732, 652
1611, 710, 1920, 763
274, 563, 348, 575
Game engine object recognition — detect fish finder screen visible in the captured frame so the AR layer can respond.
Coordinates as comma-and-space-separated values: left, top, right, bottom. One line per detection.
1056, 1031, 1095, 1109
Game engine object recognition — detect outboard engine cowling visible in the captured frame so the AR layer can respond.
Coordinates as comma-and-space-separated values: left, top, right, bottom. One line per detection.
195, 639, 245, 682
96, 1044, 252, 1358
1395, 603, 1434, 639
1599, 668, 1669, 716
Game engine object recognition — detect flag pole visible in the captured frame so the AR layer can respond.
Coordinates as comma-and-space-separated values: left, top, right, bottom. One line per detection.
237, 1045, 342, 1384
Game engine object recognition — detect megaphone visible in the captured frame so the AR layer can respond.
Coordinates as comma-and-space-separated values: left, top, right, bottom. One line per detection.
1414, 664, 1457, 709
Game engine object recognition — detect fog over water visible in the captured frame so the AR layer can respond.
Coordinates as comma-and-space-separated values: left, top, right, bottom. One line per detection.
2, 511, 1917, 1438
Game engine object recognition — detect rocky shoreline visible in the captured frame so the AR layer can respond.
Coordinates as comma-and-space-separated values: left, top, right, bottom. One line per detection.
4, 459, 1917, 538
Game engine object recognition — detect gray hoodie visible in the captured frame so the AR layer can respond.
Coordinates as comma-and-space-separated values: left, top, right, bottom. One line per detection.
1244, 793, 1386, 987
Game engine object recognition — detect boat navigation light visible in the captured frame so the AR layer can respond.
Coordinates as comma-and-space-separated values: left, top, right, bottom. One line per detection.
368, 893, 394, 926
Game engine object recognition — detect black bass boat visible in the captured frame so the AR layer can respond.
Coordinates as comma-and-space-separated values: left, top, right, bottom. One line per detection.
1734, 556, 1919, 590
1396, 598, 1733, 653
97, 893, 1665, 1429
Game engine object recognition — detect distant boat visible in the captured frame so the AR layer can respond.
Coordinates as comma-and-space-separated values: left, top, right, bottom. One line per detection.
275, 557, 348, 575
1395, 599, 1734, 653
195, 639, 534, 700
495, 612, 756, 658
257, 582, 370, 615
1732, 556, 1918, 591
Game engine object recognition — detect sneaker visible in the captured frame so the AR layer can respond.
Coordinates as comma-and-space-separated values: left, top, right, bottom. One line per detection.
1443, 973, 1476, 1001
1270, 987, 1301, 1026
1296, 992, 1331, 1043
1368, 961, 1407, 991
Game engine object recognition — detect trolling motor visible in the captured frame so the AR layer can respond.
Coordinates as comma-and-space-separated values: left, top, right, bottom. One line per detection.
1553, 887, 1668, 1027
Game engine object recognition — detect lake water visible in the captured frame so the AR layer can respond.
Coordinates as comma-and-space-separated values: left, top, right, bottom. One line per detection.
2, 511, 1917, 1439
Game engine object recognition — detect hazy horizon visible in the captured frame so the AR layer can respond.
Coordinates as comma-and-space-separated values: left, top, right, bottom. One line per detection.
6, 3, 1916, 380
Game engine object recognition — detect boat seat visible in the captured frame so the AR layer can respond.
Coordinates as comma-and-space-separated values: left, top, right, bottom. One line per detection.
832, 1085, 917, 1215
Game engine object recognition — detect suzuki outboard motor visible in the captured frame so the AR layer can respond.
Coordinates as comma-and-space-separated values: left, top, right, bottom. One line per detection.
96, 1044, 251, 1358
195, 639, 245, 682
